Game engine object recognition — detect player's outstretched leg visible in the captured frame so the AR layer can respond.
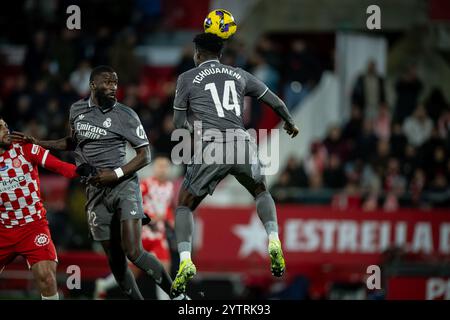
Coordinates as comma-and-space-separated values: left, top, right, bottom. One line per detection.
255, 189, 286, 277
171, 188, 205, 298
101, 240, 144, 300
121, 219, 179, 299
171, 206, 196, 298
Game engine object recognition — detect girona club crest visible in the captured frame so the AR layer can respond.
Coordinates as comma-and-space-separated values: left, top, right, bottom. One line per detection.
34, 233, 50, 247
12, 158, 22, 168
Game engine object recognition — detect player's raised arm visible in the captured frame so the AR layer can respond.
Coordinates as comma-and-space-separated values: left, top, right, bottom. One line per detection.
259, 90, 299, 138
242, 69, 299, 138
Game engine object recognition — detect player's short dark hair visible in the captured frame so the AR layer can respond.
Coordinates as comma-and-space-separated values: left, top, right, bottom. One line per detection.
193, 33, 224, 56
89, 65, 116, 82
152, 153, 171, 162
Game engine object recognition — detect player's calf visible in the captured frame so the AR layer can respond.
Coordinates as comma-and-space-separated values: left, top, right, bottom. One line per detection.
32, 260, 59, 299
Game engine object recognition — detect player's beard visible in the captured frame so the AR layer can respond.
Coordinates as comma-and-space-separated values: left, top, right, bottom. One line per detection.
0, 135, 11, 149
95, 90, 116, 110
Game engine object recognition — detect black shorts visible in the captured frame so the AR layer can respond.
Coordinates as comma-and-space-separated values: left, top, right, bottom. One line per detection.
182, 139, 266, 197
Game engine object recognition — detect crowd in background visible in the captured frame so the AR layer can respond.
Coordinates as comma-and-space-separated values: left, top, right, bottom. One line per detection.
0, 0, 448, 225
271, 61, 450, 209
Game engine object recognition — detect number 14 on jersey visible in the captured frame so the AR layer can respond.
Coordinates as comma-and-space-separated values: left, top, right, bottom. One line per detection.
205, 80, 240, 117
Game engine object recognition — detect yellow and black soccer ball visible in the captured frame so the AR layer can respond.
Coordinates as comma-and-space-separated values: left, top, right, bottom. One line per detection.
203, 9, 237, 40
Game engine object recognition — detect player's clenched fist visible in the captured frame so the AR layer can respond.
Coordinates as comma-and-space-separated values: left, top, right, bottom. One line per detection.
283, 122, 299, 138
89, 168, 119, 187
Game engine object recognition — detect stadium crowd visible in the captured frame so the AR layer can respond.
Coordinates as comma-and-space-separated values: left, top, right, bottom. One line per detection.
271, 62, 450, 209
0, 0, 448, 224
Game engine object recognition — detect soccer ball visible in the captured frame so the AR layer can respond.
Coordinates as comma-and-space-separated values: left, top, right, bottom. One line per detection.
203, 9, 237, 40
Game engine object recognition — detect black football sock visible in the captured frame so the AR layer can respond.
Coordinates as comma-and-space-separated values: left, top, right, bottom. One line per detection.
131, 251, 172, 295
175, 206, 194, 254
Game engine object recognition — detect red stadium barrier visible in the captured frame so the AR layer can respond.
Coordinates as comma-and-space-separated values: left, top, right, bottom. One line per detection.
195, 205, 450, 270
194, 205, 450, 298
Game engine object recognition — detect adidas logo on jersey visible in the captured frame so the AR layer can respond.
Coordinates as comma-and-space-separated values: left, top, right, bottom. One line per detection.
78, 114, 85, 120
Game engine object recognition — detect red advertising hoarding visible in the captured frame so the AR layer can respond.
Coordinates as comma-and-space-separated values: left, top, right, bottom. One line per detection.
194, 206, 450, 273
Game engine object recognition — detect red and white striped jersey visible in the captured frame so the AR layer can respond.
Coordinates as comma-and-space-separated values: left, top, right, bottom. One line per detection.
0, 143, 49, 228
140, 176, 174, 238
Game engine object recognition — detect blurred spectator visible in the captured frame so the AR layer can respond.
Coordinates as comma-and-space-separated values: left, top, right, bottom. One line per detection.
270, 172, 292, 203
23, 30, 49, 82
175, 44, 195, 76
308, 172, 323, 191
284, 156, 308, 188
304, 141, 328, 177
51, 28, 82, 79
402, 144, 419, 181
69, 60, 92, 97
384, 158, 406, 196
283, 40, 321, 109
255, 36, 281, 70
4, 74, 29, 125
109, 28, 141, 85
59, 81, 80, 108
424, 146, 447, 183
151, 114, 176, 155
323, 154, 346, 189
91, 26, 113, 65
426, 174, 450, 207
361, 162, 382, 195
342, 105, 363, 141
133, 0, 163, 32
354, 120, 378, 161
30, 79, 50, 115
351, 60, 386, 120
394, 64, 423, 124
402, 105, 433, 147
250, 51, 280, 92
389, 122, 408, 160
372, 139, 390, 174
373, 104, 391, 140
323, 125, 350, 162
438, 109, 450, 141
382, 158, 406, 211
409, 168, 426, 207
424, 87, 448, 124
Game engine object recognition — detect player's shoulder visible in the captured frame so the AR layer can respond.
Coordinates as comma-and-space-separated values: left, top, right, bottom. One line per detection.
114, 102, 139, 119
69, 97, 90, 119
14, 143, 44, 157
178, 68, 197, 82
70, 97, 90, 111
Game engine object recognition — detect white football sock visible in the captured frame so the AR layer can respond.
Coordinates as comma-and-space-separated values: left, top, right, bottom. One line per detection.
180, 251, 191, 262
269, 232, 279, 242
41, 292, 59, 300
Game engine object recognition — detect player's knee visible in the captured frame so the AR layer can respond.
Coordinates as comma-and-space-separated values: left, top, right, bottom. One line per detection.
254, 183, 267, 197
124, 245, 142, 262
